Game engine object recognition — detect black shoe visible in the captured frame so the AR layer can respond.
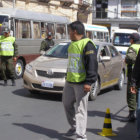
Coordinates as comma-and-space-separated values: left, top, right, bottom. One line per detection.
64, 127, 76, 136
3, 80, 7, 86
11, 79, 16, 86
121, 111, 136, 122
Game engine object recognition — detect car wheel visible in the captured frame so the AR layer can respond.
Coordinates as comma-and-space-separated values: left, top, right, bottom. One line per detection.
15, 59, 24, 79
89, 79, 100, 101
115, 71, 125, 90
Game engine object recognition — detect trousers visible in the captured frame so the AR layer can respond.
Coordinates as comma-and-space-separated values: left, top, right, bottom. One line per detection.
1, 56, 15, 80
127, 80, 137, 111
137, 88, 140, 138
63, 81, 89, 139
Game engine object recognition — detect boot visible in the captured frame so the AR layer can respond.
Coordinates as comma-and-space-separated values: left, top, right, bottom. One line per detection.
121, 110, 136, 122
3, 80, 7, 86
128, 110, 136, 122
11, 79, 16, 86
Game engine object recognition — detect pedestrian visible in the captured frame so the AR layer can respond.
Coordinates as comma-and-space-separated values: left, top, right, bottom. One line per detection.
130, 49, 140, 139
0, 27, 18, 86
124, 33, 140, 122
40, 32, 54, 55
62, 21, 98, 140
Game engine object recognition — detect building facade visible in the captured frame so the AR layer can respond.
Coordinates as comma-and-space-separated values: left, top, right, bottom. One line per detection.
0, 0, 93, 24
93, 0, 140, 39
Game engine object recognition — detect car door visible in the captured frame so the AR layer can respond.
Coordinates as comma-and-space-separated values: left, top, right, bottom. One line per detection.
98, 45, 113, 89
108, 45, 122, 84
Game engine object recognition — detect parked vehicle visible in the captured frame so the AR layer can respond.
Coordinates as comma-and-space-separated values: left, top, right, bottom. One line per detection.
23, 41, 125, 100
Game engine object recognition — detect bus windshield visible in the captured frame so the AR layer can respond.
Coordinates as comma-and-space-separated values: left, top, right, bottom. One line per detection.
0, 15, 9, 35
113, 33, 131, 47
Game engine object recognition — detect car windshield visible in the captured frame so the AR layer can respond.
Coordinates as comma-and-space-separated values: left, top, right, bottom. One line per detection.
45, 42, 70, 58
113, 33, 131, 47
45, 42, 99, 58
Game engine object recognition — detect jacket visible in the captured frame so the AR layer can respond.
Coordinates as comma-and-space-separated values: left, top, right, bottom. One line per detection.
131, 49, 140, 88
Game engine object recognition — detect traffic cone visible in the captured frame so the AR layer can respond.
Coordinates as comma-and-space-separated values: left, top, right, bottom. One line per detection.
98, 108, 117, 136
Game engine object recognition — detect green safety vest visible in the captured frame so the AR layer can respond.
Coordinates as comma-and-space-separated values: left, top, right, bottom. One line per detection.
66, 38, 95, 83
126, 44, 140, 76
0, 36, 15, 56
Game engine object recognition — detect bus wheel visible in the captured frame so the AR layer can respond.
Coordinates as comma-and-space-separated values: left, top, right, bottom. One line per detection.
15, 59, 24, 79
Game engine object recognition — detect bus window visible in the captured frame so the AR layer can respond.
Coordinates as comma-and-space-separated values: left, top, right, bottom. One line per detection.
56, 24, 66, 39
86, 31, 93, 39
33, 22, 41, 39
15, 20, 31, 39
113, 33, 131, 47
46, 23, 55, 39
41, 22, 46, 39
0, 24, 2, 35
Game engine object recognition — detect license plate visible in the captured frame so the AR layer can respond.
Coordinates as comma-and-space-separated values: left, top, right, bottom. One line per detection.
41, 80, 54, 88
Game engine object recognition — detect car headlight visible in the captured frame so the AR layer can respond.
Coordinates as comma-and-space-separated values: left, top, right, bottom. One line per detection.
25, 64, 33, 75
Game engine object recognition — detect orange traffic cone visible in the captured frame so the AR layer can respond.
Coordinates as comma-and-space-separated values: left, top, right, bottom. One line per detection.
98, 108, 117, 137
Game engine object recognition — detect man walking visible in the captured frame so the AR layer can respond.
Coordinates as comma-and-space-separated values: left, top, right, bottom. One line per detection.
125, 33, 140, 122
63, 21, 98, 140
0, 27, 18, 86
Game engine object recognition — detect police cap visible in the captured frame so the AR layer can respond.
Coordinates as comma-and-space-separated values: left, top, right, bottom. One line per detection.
3, 27, 10, 33
130, 33, 140, 42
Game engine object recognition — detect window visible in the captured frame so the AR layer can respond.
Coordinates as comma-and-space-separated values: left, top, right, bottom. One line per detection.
109, 46, 118, 57
56, 24, 66, 39
100, 46, 110, 57
15, 20, 31, 39
33, 22, 41, 39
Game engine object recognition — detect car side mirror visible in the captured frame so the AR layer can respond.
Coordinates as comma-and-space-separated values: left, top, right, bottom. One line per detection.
100, 56, 111, 61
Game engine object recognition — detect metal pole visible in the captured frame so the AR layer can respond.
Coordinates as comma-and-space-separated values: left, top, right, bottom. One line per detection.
13, 0, 15, 8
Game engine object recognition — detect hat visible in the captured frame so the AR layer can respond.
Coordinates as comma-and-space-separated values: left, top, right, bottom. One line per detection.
130, 33, 140, 42
3, 27, 10, 33
48, 32, 52, 36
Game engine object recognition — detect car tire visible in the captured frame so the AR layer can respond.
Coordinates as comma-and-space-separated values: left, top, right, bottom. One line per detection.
114, 71, 125, 90
89, 79, 100, 101
15, 59, 24, 79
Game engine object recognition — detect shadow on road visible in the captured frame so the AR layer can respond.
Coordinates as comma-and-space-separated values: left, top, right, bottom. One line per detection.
87, 121, 137, 140
12, 88, 62, 102
12, 123, 74, 140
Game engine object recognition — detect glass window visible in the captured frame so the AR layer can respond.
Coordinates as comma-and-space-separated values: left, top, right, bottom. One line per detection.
104, 32, 109, 42
15, 20, 31, 39
33, 22, 41, 39
113, 33, 131, 47
109, 46, 118, 57
56, 24, 66, 39
100, 46, 110, 57
41, 22, 46, 39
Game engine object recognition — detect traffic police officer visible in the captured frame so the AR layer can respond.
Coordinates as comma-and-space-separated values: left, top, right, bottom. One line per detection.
125, 33, 140, 122
0, 27, 18, 86
40, 32, 54, 55
63, 21, 98, 140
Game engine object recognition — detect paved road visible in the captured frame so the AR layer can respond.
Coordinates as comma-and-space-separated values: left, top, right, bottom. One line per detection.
0, 79, 137, 140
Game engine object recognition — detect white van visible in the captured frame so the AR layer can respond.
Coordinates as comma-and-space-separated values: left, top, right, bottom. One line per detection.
112, 29, 137, 55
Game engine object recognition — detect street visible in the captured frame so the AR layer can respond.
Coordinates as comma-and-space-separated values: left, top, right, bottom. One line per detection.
0, 79, 137, 140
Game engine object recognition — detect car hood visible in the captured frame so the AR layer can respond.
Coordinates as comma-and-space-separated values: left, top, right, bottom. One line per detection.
30, 56, 68, 69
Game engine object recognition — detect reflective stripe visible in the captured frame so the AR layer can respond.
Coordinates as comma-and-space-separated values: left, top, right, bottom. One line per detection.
68, 53, 85, 73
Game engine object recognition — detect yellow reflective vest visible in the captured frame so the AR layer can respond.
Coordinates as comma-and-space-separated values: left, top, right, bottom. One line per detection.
66, 38, 96, 83
0, 36, 15, 56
